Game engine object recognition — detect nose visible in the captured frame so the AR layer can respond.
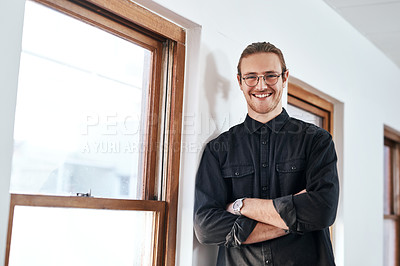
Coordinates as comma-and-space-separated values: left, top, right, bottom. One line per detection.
255, 76, 268, 90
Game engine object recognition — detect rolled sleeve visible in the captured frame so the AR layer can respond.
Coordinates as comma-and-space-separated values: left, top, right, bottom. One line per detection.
273, 195, 297, 232
225, 216, 257, 247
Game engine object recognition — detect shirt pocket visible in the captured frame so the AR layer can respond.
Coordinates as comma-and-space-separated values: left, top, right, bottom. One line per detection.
222, 165, 254, 200
276, 159, 306, 196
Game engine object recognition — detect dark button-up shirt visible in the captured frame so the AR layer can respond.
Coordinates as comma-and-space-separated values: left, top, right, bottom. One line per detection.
194, 109, 339, 266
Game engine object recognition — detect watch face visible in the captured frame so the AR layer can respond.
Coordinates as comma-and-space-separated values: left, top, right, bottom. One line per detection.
233, 198, 243, 212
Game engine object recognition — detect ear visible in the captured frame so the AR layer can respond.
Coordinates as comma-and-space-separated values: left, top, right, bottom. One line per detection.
282, 70, 289, 88
237, 74, 243, 90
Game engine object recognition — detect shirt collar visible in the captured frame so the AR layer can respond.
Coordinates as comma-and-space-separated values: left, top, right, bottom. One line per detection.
244, 108, 289, 134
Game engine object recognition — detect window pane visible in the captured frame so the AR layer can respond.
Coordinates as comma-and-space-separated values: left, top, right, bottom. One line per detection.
287, 104, 323, 128
383, 219, 397, 266
9, 206, 154, 266
10, 1, 151, 199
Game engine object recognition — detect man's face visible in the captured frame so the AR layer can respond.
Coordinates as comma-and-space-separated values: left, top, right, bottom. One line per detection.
237, 52, 288, 122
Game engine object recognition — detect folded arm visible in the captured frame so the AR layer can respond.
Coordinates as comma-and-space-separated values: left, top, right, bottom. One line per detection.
225, 190, 306, 243
242, 222, 288, 244
227, 131, 339, 235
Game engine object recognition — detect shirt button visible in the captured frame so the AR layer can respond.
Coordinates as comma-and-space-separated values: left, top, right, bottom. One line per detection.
262, 186, 267, 191
265, 260, 270, 264
234, 172, 240, 176
262, 163, 267, 168
262, 140, 267, 145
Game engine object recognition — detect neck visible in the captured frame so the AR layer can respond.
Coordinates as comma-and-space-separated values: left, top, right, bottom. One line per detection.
248, 107, 283, 124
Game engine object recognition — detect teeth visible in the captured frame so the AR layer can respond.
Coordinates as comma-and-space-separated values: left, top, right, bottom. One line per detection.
254, 93, 272, 98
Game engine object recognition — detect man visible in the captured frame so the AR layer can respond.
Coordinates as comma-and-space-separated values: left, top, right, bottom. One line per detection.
194, 42, 339, 265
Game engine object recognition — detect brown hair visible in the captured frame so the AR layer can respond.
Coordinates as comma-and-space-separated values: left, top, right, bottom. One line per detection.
237, 42, 287, 77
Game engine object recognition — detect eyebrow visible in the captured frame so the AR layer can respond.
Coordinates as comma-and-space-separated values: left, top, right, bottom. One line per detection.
243, 71, 280, 75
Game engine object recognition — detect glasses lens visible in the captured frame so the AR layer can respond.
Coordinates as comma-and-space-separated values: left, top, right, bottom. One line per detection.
244, 75, 258, 87
264, 74, 279, 86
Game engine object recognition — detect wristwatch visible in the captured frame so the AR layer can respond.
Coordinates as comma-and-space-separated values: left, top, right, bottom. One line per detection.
232, 198, 245, 215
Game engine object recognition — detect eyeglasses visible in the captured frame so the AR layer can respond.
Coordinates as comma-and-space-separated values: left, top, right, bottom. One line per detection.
242, 72, 283, 87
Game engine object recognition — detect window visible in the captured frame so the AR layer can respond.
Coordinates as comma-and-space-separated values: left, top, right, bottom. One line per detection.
383, 127, 400, 266
6, 0, 185, 265
286, 83, 333, 133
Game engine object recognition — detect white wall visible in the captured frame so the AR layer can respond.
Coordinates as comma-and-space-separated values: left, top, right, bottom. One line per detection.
1, 0, 400, 265
0, 0, 25, 264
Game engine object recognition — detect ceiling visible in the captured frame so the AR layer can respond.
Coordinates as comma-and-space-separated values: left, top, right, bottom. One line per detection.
323, 0, 400, 68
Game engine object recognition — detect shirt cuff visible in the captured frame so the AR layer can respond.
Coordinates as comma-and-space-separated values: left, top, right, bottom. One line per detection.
225, 215, 257, 247
273, 194, 298, 233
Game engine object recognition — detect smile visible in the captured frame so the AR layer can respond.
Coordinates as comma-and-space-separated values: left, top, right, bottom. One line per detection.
253, 93, 272, 98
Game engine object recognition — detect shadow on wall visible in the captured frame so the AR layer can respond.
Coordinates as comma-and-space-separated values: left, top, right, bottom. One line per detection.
203, 50, 232, 142
192, 50, 232, 266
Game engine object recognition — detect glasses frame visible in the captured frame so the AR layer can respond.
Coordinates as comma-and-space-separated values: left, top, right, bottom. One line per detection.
242, 72, 284, 87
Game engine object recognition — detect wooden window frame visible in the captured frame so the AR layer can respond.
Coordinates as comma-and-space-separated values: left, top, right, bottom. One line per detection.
288, 83, 333, 134
7, 194, 167, 265
385, 138, 396, 216
384, 127, 400, 266
6, 0, 185, 265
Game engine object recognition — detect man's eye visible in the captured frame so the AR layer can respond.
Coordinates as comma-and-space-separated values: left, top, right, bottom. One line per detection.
265, 74, 278, 78
245, 76, 257, 80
